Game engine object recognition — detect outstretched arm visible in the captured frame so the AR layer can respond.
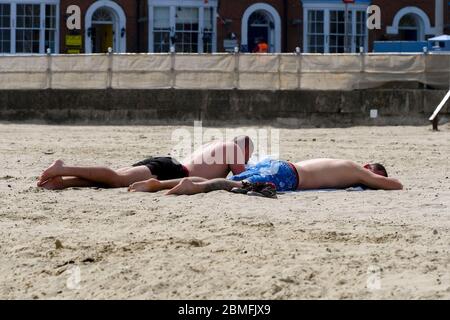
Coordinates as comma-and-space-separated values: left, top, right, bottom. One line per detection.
166, 178, 243, 195
360, 170, 403, 190
128, 177, 208, 193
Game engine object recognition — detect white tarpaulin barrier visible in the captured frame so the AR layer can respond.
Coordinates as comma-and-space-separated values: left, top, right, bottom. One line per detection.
0, 53, 449, 91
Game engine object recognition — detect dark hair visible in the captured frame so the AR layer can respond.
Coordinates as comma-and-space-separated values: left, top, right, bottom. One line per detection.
369, 163, 388, 177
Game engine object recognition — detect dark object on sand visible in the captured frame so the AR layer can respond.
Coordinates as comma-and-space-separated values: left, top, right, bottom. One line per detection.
231, 182, 278, 199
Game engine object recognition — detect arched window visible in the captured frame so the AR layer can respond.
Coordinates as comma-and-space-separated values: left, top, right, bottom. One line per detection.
90, 7, 117, 53
398, 14, 422, 41
249, 11, 271, 26
248, 10, 273, 52
92, 8, 114, 24
241, 3, 281, 53
387, 7, 435, 41
85, 0, 127, 53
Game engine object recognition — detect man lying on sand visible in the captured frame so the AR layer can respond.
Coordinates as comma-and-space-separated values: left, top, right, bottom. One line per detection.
128, 158, 403, 197
37, 136, 253, 190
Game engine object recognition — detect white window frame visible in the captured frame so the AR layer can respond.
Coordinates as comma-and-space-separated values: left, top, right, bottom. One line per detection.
0, 2, 12, 53
174, 6, 200, 53
0, 0, 59, 54
306, 9, 325, 53
85, 0, 127, 54
148, 0, 218, 53
152, 6, 170, 53
302, 1, 369, 53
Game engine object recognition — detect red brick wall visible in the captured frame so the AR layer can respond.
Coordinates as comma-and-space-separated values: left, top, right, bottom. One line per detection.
138, 0, 148, 52
58, 0, 441, 53
286, 0, 303, 52
59, 0, 139, 53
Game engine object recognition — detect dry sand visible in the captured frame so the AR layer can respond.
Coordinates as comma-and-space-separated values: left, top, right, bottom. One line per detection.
0, 123, 449, 299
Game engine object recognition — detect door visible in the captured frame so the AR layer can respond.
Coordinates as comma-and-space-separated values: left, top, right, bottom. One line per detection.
92, 23, 113, 53
248, 11, 272, 53
101, 24, 113, 52
307, 10, 325, 53
248, 26, 268, 52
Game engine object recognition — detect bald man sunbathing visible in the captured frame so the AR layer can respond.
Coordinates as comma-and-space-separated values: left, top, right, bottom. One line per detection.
128, 158, 403, 196
37, 136, 253, 190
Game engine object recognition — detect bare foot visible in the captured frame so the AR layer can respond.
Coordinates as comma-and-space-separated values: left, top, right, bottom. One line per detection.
128, 179, 162, 192
166, 178, 199, 196
38, 160, 64, 186
40, 176, 65, 190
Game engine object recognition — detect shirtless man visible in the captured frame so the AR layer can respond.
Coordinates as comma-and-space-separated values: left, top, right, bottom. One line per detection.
37, 136, 253, 190
147, 158, 403, 196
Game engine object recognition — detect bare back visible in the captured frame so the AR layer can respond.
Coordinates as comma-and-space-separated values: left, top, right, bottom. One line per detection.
182, 141, 246, 179
294, 159, 363, 190
293, 158, 402, 190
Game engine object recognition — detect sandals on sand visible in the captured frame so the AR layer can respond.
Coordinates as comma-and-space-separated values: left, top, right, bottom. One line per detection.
231, 181, 278, 199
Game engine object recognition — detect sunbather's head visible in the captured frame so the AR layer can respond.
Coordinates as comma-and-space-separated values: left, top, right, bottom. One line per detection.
364, 163, 388, 177
232, 135, 254, 164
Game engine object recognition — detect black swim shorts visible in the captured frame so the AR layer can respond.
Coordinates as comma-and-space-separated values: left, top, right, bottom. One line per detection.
132, 157, 189, 181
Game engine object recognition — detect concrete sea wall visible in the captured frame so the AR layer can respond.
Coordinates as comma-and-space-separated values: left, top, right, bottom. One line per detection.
0, 89, 448, 127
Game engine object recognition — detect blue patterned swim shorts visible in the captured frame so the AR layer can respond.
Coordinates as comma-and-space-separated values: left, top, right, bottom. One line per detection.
229, 159, 299, 192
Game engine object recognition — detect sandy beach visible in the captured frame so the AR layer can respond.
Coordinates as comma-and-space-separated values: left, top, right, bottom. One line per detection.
0, 122, 449, 299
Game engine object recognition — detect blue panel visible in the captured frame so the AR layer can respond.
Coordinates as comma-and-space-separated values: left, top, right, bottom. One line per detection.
373, 41, 427, 53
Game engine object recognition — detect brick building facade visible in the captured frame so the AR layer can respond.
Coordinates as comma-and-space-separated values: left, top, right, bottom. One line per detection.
0, 0, 448, 54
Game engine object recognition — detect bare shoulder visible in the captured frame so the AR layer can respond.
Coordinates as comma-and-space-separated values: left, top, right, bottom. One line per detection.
342, 159, 360, 168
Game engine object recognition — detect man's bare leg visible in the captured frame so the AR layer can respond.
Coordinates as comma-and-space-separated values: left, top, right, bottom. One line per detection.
40, 176, 102, 190
166, 178, 243, 196
38, 160, 155, 188
128, 177, 208, 193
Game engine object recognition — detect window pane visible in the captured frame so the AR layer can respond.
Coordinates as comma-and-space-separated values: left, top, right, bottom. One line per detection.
0, 3, 11, 53
307, 10, 324, 53
176, 7, 198, 25
153, 31, 170, 52
153, 7, 171, 52
175, 7, 199, 53
328, 10, 353, 52
154, 7, 170, 29
16, 4, 41, 53
317, 11, 323, 20
46, 5, 56, 29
